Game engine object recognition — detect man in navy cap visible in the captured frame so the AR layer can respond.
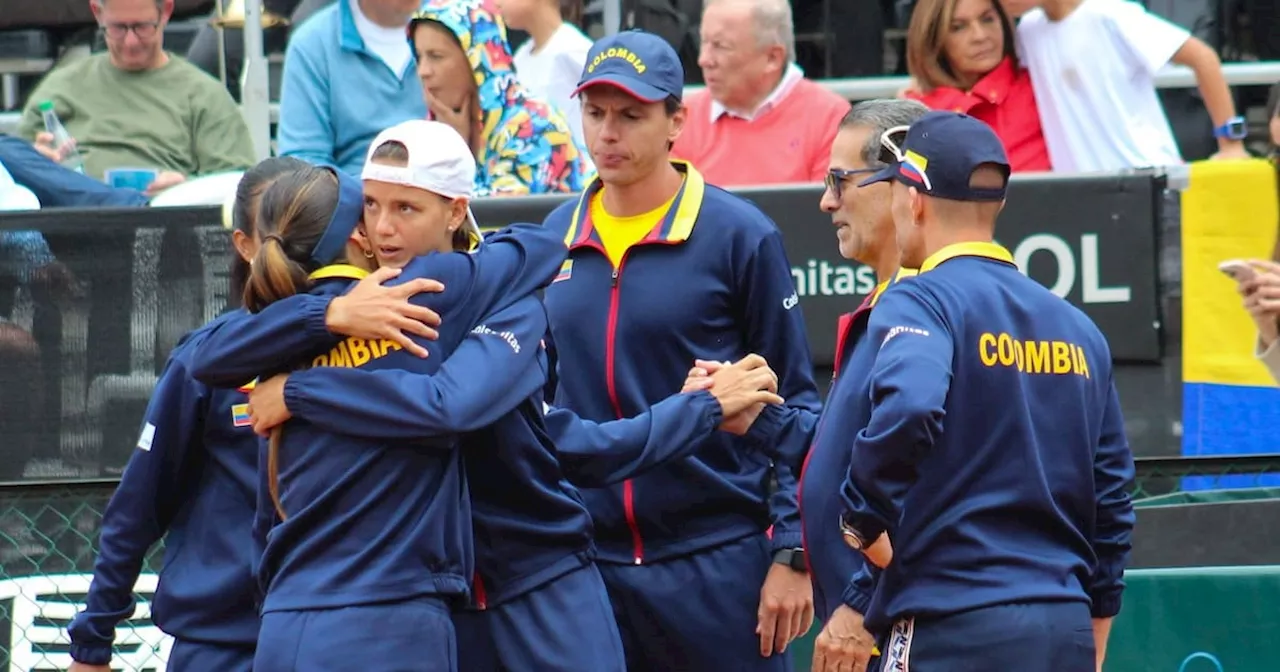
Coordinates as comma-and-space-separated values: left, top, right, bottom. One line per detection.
836, 111, 1136, 671
541, 30, 822, 670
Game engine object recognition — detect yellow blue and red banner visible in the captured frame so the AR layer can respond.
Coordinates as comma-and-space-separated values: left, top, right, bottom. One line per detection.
1180, 159, 1280, 489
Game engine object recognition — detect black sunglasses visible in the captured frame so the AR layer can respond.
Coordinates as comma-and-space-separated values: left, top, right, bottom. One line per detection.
824, 168, 879, 200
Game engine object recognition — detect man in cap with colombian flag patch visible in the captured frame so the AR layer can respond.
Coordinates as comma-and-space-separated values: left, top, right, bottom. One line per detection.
540, 29, 823, 672
837, 110, 1135, 671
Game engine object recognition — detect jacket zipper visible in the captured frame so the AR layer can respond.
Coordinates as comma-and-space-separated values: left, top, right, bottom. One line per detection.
472, 571, 487, 610
606, 264, 645, 564
798, 312, 862, 578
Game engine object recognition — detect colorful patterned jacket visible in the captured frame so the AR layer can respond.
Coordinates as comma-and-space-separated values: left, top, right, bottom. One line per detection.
416, 0, 593, 196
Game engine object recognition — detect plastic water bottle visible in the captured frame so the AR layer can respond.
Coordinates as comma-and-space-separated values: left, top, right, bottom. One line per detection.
38, 101, 85, 174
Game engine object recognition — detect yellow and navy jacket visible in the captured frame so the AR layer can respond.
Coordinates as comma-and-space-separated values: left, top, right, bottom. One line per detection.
285, 345, 729, 608
541, 162, 822, 563
69, 310, 260, 665
839, 242, 1136, 633
798, 269, 914, 623
187, 225, 568, 612
195, 236, 728, 607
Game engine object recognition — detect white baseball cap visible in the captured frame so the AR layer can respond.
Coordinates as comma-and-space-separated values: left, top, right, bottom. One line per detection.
361, 120, 481, 245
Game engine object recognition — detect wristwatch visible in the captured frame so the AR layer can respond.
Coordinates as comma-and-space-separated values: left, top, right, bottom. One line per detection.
839, 514, 870, 551
773, 548, 808, 572
1213, 116, 1248, 141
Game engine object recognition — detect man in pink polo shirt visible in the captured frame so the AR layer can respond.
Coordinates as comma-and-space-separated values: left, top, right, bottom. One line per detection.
673, 0, 850, 186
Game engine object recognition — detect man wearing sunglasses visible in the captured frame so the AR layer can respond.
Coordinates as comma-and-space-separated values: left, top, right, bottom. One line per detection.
838, 111, 1135, 671
16, 0, 254, 190
800, 98, 928, 672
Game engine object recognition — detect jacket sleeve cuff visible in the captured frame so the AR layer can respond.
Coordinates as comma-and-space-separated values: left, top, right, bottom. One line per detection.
1090, 588, 1124, 618
69, 643, 114, 666
769, 529, 804, 553
282, 371, 316, 420
841, 580, 874, 615
300, 294, 335, 338
688, 390, 725, 428
743, 403, 785, 451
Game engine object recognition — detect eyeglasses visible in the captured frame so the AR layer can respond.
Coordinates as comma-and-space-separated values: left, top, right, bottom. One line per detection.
100, 21, 160, 40
879, 125, 933, 191
824, 168, 878, 200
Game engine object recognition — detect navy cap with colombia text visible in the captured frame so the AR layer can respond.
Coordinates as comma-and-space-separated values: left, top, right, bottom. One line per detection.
860, 110, 1011, 202
572, 30, 685, 103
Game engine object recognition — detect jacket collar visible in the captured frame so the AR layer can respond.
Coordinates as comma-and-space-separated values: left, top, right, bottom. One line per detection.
309, 264, 371, 281
562, 160, 706, 249
833, 267, 918, 374
922, 56, 1019, 112
919, 241, 1015, 273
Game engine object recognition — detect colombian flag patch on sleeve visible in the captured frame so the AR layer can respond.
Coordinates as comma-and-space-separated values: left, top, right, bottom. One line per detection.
232, 404, 252, 427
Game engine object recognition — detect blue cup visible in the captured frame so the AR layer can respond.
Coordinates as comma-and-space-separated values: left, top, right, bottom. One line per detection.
104, 167, 158, 191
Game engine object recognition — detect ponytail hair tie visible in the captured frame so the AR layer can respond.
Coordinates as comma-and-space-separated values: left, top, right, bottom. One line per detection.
262, 233, 285, 246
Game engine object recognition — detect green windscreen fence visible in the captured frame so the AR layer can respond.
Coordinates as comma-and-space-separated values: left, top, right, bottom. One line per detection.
787, 565, 1280, 672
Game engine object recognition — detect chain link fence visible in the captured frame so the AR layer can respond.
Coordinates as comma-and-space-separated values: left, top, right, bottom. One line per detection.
0, 481, 166, 671
1132, 454, 1280, 501
0, 456, 1274, 670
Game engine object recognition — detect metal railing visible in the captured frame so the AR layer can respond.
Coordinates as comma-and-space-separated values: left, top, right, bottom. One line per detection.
1, 61, 1278, 135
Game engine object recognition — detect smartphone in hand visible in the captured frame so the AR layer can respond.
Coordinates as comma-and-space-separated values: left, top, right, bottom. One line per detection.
1219, 260, 1258, 283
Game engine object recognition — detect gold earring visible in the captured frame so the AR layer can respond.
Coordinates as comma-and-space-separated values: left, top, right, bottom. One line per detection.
363, 248, 374, 259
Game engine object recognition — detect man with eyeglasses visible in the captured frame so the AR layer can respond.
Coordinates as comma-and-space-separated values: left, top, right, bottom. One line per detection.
837, 111, 1135, 671
766, 98, 927, 672
16, 0, 254, 190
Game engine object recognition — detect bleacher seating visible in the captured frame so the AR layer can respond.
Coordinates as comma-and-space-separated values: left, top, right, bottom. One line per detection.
0, 30, 55, 111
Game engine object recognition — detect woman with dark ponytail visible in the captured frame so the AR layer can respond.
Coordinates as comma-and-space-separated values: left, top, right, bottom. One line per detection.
66, 157, 302, 672
182, 149, 576, 672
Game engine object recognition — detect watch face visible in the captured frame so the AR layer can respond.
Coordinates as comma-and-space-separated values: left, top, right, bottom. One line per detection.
1221, 119, 1248, 139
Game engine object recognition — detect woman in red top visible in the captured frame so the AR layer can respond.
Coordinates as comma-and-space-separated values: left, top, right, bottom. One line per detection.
903, 0, 1053, 172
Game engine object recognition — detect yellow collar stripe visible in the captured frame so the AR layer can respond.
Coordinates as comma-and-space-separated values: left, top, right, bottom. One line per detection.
867, 267, 919, 307
565, 161, 707, 246
919, 242, 1014, 273
308, 264, 371, 281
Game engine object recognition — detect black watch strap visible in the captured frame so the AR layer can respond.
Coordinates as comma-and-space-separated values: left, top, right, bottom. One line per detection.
773, 548, 808, 572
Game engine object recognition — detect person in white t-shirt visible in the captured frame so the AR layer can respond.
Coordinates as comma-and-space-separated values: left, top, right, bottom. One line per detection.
1015, 0, 1248, 173
499, 0, 593, 151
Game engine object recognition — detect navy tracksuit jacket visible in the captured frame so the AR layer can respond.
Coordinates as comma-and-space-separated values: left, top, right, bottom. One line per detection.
839, 243, 1135, 663
68, 311, 259, 668
191, 224, 724, 606
541, 162, 821, 565
540, 162, 820, 671
797, 269, 915, 623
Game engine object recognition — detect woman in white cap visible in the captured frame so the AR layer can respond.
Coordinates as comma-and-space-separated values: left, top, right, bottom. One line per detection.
180, 154, 569, 671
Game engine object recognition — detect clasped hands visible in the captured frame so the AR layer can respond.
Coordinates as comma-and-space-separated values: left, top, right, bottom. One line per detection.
681, 355, 785, 435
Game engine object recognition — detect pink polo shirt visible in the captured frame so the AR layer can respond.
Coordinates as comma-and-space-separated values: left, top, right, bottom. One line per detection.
674, 72, 851, 187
